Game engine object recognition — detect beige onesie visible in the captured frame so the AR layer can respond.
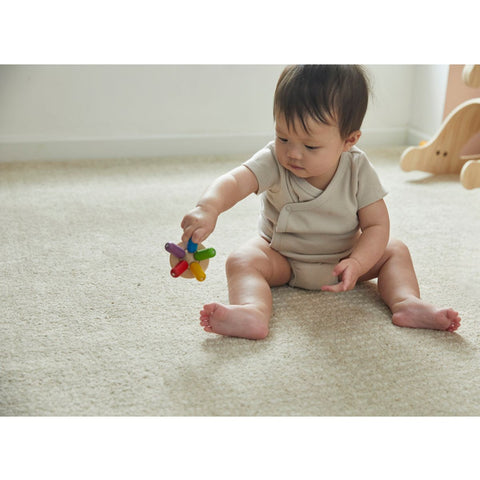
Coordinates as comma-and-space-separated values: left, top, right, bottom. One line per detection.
243, 141, 388, 290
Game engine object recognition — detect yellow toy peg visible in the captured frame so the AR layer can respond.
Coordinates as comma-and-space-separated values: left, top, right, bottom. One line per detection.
189, 261, 206, 282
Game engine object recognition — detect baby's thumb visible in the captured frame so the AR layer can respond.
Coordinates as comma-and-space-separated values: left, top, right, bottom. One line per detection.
332, 261, 346, 276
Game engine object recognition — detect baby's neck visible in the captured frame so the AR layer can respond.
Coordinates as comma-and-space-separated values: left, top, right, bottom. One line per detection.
305, 159, 341, 190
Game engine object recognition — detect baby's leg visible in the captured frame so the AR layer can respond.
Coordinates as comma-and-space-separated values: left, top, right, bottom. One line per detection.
359, 239, 461, 332
200, 237, 291, 339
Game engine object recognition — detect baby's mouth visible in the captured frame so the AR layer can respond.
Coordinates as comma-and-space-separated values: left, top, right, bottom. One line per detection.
289, 164, 305, 171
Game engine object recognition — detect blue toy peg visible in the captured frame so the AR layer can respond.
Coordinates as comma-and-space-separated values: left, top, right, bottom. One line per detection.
187, 238, 198, 253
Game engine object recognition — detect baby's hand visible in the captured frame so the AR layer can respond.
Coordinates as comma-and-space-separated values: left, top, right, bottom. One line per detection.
181, 205, 218, 244
321, 258, 362, 293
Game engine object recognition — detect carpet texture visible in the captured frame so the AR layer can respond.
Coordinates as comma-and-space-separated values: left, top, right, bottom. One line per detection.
1, 146, 479, 416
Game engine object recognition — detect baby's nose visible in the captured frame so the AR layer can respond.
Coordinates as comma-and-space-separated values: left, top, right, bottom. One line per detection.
287, 145, 302, 160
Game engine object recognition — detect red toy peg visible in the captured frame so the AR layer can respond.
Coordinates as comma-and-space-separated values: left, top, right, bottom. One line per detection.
170, 260, 189, 277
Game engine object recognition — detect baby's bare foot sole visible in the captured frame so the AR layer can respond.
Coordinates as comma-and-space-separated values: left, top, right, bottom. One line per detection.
199, 302, 269, 339
392, 298, 461, 332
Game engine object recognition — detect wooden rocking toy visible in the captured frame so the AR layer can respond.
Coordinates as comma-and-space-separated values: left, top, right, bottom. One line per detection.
400, 65, 480, 190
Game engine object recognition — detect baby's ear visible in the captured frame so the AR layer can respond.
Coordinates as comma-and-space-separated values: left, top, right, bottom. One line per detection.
343, 130, 361, 151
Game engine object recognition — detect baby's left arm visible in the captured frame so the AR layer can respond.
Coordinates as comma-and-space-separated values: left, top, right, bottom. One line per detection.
321, 199, 390, 292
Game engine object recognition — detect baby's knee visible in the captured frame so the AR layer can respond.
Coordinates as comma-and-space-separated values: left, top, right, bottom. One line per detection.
225, 251, 247, 274
225, 251, 252, 272
226, 248, 270, 277
387, 238, 411, 260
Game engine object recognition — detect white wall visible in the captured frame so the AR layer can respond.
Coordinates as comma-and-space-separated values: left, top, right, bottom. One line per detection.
361, 65, 416, 146
0, 65, 448, 162
407, 64, 450, 144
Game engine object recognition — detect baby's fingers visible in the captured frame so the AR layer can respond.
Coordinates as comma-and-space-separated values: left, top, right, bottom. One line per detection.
180, 211, 195, 229
321, 281, 347, 293
181, 224, 210, 245
332, 260, 350, 277
321, 264, 357, 292
190, 227, 209, 244
181, 226, 199, 244
181, 220, 197, 242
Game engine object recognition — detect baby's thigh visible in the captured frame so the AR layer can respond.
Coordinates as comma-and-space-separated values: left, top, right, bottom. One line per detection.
226, 237, 291, 287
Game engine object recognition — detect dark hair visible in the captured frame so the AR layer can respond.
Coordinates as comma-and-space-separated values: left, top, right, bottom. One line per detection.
273, 65, 370, 139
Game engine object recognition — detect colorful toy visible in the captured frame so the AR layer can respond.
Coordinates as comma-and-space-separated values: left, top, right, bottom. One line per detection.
165, 238, 216, 282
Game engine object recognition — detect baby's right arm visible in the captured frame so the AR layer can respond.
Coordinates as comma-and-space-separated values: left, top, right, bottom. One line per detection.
181, 165, 258, 244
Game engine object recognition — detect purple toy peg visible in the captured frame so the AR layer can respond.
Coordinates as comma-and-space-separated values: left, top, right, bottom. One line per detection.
165, 242, 186, 259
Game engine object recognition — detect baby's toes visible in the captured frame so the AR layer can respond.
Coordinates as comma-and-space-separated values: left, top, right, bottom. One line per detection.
199, 312, 211, 327
201, 303, 216, 316
446, 309, 461, 332
447, 309, 458, 319
200, 319, 211, 328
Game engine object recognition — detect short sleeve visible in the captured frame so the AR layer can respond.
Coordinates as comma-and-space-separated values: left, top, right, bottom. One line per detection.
355, 152, 388, 210
243, 142, 281, 194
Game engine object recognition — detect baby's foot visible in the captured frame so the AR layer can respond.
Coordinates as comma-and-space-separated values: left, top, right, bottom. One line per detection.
199, 303, 269, 340
391, 297, 461, 332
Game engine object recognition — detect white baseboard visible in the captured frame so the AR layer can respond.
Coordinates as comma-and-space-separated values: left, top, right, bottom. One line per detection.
359, 127, 408, 148
406, 127, 433, 146
0, 127, 411, 163
0, 133, 274, 163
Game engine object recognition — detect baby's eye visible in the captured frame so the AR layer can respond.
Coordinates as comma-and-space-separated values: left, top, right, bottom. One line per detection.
276, 136, 288, 143
305, 145, 319, 150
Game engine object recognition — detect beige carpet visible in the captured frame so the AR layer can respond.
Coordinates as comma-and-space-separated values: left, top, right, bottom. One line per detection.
1, 146, 479, 416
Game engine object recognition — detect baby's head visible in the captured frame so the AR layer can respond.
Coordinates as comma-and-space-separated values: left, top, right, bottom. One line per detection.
273, 65, 370, 140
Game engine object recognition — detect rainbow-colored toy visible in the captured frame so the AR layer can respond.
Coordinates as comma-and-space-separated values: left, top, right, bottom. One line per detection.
165, 238, 216, 282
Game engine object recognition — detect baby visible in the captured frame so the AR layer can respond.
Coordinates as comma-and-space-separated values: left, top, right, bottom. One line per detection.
181, 65, 461, 339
